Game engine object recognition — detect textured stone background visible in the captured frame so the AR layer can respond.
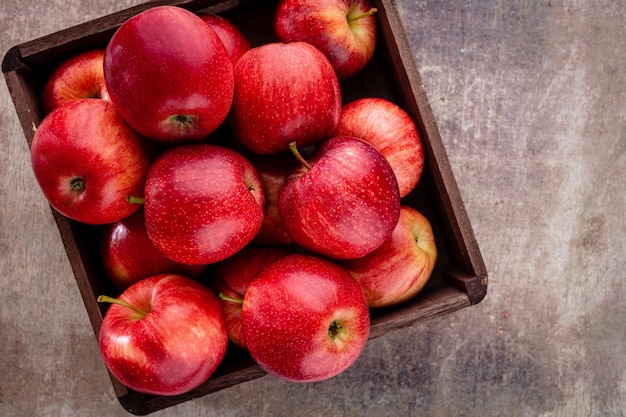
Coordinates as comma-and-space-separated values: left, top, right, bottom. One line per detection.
1, 1, 624, 416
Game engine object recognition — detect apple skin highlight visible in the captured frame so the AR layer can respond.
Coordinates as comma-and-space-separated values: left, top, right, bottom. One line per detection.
98, 274, 229, 396
241, 254, 370, 382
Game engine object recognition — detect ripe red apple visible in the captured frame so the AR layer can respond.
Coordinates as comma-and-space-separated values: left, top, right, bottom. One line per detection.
340, 206, 438, 308
100, 208, 207, 290
279, 137, 401, 259
241, 253, 370, 382
104, 6, 234, 143
98, 274, 228, 396
140, 144, 264, 265
211, 245, 291, 349
248, 152, 299, 245
197, 12, 251, 64
230, 41, 342, 154
336, 97, 425, 197
30, 99, 151, 225
41, 49, 110, 114
274, 0, 377, 80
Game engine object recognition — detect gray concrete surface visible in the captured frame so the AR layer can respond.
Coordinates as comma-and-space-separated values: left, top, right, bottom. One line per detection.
1, 1, 624, 416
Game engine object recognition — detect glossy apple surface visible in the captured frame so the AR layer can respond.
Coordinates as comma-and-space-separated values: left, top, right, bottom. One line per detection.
197, 12, 251, 64
279, 136, 401, 259
212, 245, 291, 349
241, 253, 370, 382
98, 274, 228, 396
336, 97, 425, 197
100, 208, 207, 290
230, 41, 342, 154
142, 144, 264, 265
340, 206, 438, 307
104, 6, 234, 143
30, 99, 151, 225
41, 49, 110, 114
248, 152, 299, 245
274, 0, 377, 79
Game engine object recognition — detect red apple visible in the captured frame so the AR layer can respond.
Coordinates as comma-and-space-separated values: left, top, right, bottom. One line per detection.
41, 49, 110, 114
98, 274, 228, 396
230, 41, 342, 154
336, 97, 425, 197
100, 208, 207, 290
241, 253, 370, 382
197, 12, 251, 64
340, 206, 438, 307
248, 152, 299, 245
141, 144, 265, 265
104, 6, 234, 143
211, 245, 291, 349
274, 0, 377, 79
279, 137, 401, 259
30, 99, 151, 225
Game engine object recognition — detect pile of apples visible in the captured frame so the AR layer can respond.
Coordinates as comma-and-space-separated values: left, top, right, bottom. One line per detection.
30, 0, 438, 397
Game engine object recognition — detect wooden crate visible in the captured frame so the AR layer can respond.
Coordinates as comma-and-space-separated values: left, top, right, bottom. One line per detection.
2, 0, 488, 414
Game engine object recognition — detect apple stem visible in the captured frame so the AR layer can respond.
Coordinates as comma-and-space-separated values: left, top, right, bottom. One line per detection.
288, 141, 311, 171
218, 292, 243, 304
127, 196, 145, 205
97, 295, 149, 317
347, 7, 378, 23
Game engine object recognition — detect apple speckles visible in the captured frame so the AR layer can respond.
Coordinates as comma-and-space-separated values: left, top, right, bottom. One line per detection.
98, 274, 228, 395
274, 0, 377, 80
241, 254, 369, 382
103, 6, 234, 143
339, 206, 437, 308
230, 42, 341, 154
336, 97, 425, 197
279, 136, 400, 259
194, 217, 247, 256
30, 99, 151, 224
143, 144, 264, 265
